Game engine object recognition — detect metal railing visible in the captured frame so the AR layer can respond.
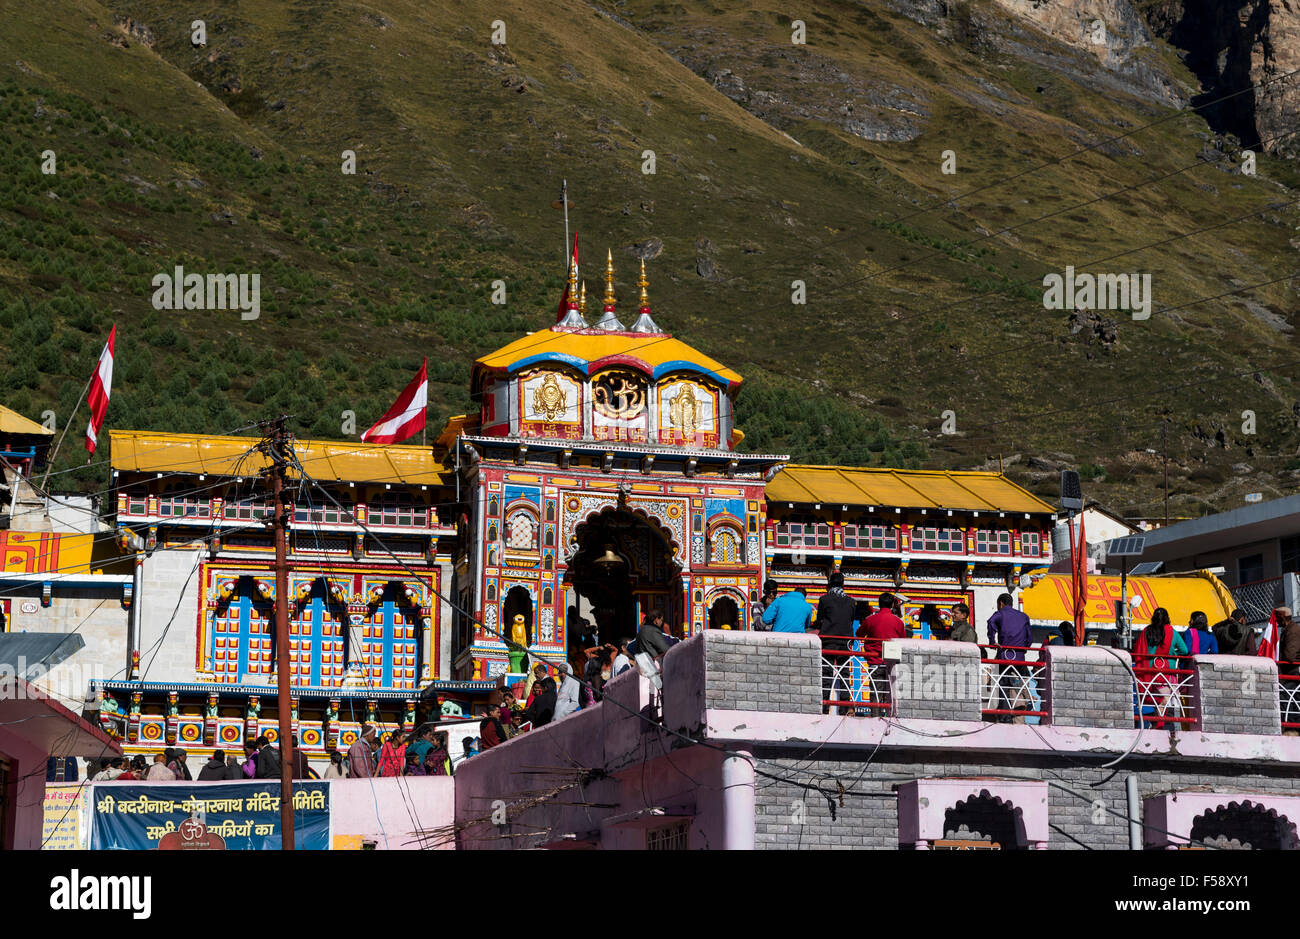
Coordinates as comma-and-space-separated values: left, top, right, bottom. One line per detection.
977, 645, 1048, 721
1229, 576, 1285, 629
1280, 663, 1300, 730
1132, 652, 1197, 727
820, 644, 890, 716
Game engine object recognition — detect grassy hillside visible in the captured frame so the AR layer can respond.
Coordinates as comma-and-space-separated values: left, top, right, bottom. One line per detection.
2, 0, 1299, 519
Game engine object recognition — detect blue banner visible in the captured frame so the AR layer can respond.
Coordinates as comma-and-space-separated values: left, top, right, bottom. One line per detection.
89, 781, 330, 850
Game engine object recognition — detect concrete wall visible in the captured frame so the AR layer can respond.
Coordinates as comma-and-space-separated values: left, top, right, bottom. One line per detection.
752, 754, 1300, 849
330, 776, 455, 850
4, 586, 130, 694
0, 724, 49, 849
137, 546, 204, 682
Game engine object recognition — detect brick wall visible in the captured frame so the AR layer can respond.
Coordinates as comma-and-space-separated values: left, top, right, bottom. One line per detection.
884, 639, 982, 722
1045, 645, 1133, 728
752, 751, 1300, 849
1195, 655, 1280, 735
662, 631, 820, 737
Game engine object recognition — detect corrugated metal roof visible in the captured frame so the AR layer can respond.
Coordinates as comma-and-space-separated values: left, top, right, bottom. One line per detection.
0, 404, 53, 436
0, 632, 85, 672
109, 431, 454, 486
767, 464, 1056, 514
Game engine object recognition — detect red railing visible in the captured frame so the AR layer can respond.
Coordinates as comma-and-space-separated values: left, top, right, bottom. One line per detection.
1131, 653, 1197, 727
1279, 663, 1300, 729
820, 647, 890, 715
977, 645, 1048, 720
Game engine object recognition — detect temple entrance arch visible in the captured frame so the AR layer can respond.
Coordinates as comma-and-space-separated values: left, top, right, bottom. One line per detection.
565, 507, 682, 645
708, 595, 740, 630
502, 585, 533, 647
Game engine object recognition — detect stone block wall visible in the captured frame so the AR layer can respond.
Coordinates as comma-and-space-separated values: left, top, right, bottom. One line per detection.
883, 638, 983, 722
1045, 645, 1133, 728
1194, 654, 1280, 735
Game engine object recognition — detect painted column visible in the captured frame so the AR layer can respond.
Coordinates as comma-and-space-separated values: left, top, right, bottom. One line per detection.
721, 749, 755, 850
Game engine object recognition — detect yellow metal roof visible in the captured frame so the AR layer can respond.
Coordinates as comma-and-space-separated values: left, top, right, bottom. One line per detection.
109, 431, 454, 486
0, 404, 54, 436
1021, 571, 1235, 628
767, 464, 1056, 514
474, 327, 744, 388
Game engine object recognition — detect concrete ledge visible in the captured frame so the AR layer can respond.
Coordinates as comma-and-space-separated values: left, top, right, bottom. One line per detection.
662, 630, 821, 737
1045, 644, 1133, 728
700, 708, 1300, 765
1193, 654, 1280, 735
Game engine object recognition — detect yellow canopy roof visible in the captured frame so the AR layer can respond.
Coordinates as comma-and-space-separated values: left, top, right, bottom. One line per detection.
1021, 571, 1236, 627
0, 404, 54, 436
767, 464, 1055, 514
474, 327, 743, 389
109, 431, 453, 486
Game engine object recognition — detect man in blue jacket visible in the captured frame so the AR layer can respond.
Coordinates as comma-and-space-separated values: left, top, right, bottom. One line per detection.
761, 585, 813, 634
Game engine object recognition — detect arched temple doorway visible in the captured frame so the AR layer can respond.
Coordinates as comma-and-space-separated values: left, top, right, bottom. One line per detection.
566, 507, 682, 644
502, 585, 534, 647
708, 596, 740, 630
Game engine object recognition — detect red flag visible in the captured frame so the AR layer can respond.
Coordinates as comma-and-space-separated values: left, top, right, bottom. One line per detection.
361, 359, 427, 444
555, 233, 579, 323
1258, 609, 1281, 661
84, 324, 116, 456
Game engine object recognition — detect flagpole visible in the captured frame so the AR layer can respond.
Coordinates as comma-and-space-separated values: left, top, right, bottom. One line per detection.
562, 179, 569, 270
38, 370, 94, 498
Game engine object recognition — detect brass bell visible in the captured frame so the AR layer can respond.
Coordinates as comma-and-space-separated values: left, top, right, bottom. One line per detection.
594, 545, 624, 569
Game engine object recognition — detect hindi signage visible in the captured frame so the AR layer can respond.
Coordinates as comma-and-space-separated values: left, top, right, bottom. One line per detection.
89, 781, 330, 850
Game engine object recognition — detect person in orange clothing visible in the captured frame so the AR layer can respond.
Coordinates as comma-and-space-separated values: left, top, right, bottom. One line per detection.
375, 728, 407, 777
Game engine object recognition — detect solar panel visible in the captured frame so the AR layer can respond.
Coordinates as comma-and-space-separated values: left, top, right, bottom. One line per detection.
1106, 535, 1147, 557
1129, 561, 1164, 576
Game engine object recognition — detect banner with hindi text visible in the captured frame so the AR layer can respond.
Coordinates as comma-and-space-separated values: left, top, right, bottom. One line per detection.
89, 781, 330, 850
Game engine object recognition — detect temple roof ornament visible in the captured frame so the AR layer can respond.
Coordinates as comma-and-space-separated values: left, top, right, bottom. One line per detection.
556, 255, 588, 330
629, 258, 663, 334
595, 249, 624, 331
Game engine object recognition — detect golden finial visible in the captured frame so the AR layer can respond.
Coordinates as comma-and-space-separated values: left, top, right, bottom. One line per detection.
638, 258, 650, 309
566, 254, 578, 300
579, 281, 587, 316
603, 249, 616, 308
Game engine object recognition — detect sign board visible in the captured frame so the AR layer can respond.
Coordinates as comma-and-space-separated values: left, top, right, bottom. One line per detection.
42, 784, 88, 850
89, 781, 330, 850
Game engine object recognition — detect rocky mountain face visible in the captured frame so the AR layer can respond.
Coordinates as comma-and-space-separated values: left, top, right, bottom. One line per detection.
1145, 0, 1300, 156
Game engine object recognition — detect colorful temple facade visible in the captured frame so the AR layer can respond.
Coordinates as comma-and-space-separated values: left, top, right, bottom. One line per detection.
4, 246, 1060, 769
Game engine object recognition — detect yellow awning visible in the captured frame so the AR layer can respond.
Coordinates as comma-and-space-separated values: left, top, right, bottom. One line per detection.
767, 465, 1055, 514
1021, 571, 1236, 628
109, 431, 454, 486
0, 404, 54, 436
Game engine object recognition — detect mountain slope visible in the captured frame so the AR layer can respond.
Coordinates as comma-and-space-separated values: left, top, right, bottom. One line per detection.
3, 0, 1299, 519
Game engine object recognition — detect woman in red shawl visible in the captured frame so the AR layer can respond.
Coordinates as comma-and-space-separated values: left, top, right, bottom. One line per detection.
376, 728, 407, 777
1134, 607, 1189, 728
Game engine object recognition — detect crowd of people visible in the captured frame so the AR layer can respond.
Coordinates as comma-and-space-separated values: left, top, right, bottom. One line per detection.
754, 571, 1270, 721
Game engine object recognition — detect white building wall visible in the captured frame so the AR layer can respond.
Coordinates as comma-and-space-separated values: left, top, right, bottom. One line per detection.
136, 546, 205, 683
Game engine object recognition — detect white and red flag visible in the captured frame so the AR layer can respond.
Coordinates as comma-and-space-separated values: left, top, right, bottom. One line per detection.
1258, 609, 1281, 661
361, 358, 427, 444
84, 323, 116, 456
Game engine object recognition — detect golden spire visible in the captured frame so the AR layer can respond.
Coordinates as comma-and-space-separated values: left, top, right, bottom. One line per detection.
603, 249, 617, 309
579, 280, 587, 316
566, 254, 578, 306
638, 258, 650, 310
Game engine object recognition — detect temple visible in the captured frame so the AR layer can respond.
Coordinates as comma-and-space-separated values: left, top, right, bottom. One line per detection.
5, 245, 1061, 770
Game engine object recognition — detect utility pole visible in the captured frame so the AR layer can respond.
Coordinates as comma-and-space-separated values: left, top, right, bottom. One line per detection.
264, 416, 295, 850
1162, 419, 1169, 527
